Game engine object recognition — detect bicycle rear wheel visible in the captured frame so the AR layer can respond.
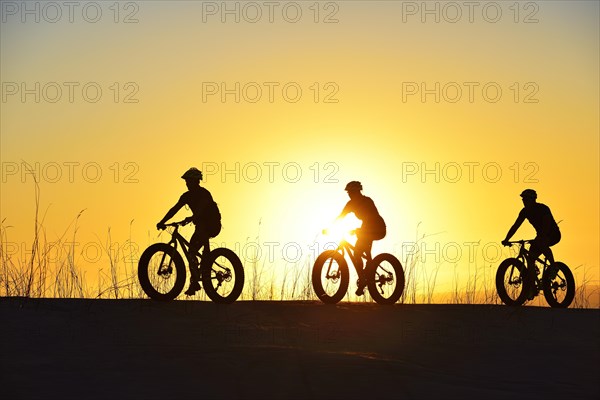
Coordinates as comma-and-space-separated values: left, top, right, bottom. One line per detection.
138, 243, 186, 301
543, 262, 575, 308
496, 257, 528, 306
366, 253, 404, 305
201, 247, 244, 304
312, 250, 349, 304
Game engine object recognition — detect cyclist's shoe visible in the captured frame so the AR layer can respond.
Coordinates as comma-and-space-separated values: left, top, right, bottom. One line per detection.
355, 279, 366, 296
185, 280, 201, 296
526, 286, 538, 300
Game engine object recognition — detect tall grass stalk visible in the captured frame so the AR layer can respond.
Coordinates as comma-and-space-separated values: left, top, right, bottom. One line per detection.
2, 196, 598, 307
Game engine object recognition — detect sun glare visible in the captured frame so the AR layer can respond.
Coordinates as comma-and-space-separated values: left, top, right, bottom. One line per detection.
320, 214, 362, 245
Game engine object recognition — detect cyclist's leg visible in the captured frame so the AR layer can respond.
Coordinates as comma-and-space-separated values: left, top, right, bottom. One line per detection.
354, 235, 373, 270
187, 229, 202, 277
527, 238, 549, 297
356, 223, 384, 266
542, 246, 555, 265
543, 232, 561, 264
199, 236, 210, 259
186, 226, 209, 294
542, 232, 561, 278
354, 234, 374, 295
531, 236, 558, 265
355, 223, 385, 296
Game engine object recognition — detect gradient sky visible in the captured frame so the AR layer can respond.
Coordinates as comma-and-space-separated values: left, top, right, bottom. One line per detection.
1, 1, 598, 294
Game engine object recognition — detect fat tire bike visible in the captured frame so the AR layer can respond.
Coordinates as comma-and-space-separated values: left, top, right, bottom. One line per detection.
312, 234, 404, 305
496, 240, 574, 308
138, 220, 244, 303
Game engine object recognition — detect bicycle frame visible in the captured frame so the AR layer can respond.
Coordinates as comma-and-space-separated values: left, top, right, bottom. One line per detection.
509, 240, 550, 285
498, 239, 575, 308
154, 222, 210, 276
167, 225, 204, 261
335, 240, 366, 274
327, 237, 393, 280
161, 221, 232, 276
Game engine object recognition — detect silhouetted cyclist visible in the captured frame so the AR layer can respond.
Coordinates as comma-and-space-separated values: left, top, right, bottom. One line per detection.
157, 167, 221, 295
502, 189, 561, 299
338, 181, 387, 295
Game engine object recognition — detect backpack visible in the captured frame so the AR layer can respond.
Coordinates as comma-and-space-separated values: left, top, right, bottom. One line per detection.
205, 200, 222, 238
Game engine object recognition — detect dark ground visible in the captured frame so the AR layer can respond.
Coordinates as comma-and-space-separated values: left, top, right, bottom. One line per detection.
1, 298, 599, 400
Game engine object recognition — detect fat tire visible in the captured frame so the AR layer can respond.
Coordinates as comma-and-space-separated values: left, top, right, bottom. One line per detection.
201, 247, 244, 304
543, 262, 575, 308
366, 253, 405, 305
138, 243, 186, 301
496, 258, 528, 306
312, 251, 349, 304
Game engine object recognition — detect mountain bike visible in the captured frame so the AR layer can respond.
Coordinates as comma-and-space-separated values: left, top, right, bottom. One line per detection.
138, 220, 244, 303
496, 240, 575, 308
312, 232, 405, 304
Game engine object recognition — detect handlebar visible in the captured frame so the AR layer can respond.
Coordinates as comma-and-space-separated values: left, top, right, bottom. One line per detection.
503, 239, 533, 247
168, 220, 191, 227
158, 219, 192, 230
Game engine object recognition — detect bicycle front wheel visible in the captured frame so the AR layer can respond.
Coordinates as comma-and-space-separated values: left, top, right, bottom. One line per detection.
496, 257, 527, 306
138, 243, 186, 301
543, 262, 575, 308
312, 250, 349, 304
201, 248, 244, 304
366, 253, 405, 305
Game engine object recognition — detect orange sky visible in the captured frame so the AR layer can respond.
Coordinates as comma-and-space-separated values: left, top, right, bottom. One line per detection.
1, 1, 598, 296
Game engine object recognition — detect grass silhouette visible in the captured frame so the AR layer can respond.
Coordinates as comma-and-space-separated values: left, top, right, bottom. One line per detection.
2, 217, 598, 307
1, 176, 598, 307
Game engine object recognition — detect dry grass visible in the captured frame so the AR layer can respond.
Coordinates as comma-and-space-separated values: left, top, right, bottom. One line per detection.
2, 223, 597, 307
3, 214, 598, 308
1, 178, 597, 308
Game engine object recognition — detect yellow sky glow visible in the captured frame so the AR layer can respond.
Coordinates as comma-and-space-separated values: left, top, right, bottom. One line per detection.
1, 1, 598, 299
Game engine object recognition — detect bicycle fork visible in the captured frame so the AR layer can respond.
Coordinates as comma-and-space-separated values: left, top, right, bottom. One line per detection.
157, 251, 173, 276
325, 258, 340, 279
157, 241, 178, 277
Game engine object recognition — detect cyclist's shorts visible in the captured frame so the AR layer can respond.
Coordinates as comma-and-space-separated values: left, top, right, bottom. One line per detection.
208, 221, 222, 238
532, 231, 561, 250
361, 224, 386, 241
190, 223, 221, 246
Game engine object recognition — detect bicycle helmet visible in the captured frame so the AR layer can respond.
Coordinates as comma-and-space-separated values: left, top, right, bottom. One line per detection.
345, 181, 363, 191
520, 189, 537, 200
181, 167, 203, 181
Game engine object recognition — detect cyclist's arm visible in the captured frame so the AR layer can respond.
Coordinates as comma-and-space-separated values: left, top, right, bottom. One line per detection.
503, 212, 526, 243
337, 201, 352, 219
157, 200, 185, 227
